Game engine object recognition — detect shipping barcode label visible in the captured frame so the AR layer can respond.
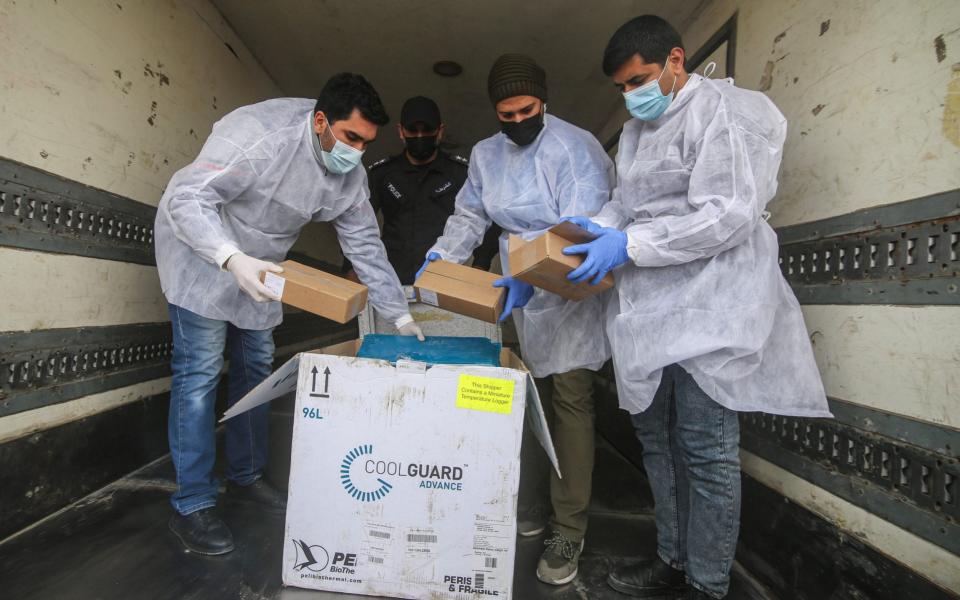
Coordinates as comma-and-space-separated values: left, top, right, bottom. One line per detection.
418, 288, 439, 306
407, 533, 438, 543
362, 521, 394, 569
263, 272, 285, 298
485, 557, 498, 568
457, 375, 515, 415
475, 573, 485, 589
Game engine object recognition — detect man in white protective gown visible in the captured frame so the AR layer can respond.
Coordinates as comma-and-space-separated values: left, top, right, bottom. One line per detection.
418, 54, 614, 586
562, 15, 831, 600
155, 73, 423, 557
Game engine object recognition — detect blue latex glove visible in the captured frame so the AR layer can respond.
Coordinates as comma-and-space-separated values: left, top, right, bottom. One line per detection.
563, 228, 630, 285
492, 277, 535, 322
415, 252, 441, 280
560, 215, 604, 236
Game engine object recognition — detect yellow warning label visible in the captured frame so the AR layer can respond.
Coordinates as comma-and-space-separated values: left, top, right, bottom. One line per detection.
456, 374, 515, 414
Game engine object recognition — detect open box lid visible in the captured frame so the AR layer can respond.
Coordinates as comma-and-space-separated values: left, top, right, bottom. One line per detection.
220, 339, 561, 477
546, 221, 600, 244
508, 221, 600, 249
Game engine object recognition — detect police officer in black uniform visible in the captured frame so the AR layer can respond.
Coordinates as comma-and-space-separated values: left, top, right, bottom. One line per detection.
345, 96, 500, 285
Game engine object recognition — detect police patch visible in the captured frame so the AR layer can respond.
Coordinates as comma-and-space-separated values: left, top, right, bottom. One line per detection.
386, 182, 402, 199
433, 181, 453, 195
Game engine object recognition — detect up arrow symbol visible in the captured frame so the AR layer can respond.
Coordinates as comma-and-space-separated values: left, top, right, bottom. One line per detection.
310, 365, 331, 398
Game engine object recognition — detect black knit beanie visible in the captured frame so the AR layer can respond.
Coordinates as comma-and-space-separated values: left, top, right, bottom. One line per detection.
487, 54, 548, 106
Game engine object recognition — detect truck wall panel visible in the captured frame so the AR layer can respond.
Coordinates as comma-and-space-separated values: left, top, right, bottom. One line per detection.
681, 0, 960, 229
802, 304, 960, 429
0, 0, 280, 206
0, 248, 167, 332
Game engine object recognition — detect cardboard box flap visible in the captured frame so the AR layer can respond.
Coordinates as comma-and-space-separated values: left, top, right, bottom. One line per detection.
500, 348, 561, 478
426, 259, 501, 285
221, 354, 301, 421
524, 373, 561, 478
316, 338, 362, 358
507, 233, 547, 273
548, 221, 600, 244
508, 221, 598, 251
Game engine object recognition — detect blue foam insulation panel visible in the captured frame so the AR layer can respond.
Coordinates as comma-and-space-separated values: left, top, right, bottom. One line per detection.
356, 334, 501, 367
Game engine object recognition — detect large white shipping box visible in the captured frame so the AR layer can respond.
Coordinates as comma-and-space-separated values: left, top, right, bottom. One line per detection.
223, 339, 558, 599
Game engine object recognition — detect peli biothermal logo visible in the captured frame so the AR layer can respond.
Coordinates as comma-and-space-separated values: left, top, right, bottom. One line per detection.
292, 539, 329, 572
340, 444, 394, 502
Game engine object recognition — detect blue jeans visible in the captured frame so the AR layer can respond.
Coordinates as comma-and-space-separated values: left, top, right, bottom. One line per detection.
631, 364, 741, 599
167, 303, 275, 515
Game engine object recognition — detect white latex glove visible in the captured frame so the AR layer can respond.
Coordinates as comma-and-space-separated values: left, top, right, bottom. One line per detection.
397, 318, 425, 341
225, 252, 283, 303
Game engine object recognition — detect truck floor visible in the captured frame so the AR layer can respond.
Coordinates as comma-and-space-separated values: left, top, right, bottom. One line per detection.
0, 416, 775, 600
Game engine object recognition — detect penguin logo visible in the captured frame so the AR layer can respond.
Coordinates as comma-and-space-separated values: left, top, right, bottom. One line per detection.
292, 539, 329, 572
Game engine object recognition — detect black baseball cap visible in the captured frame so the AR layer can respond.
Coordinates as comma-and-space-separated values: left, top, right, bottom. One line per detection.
400, 96, 441, 129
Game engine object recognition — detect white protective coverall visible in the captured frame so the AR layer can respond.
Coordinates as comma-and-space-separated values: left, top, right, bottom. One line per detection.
593, 75, 830, 417
155, 98, 410, 331
429, 114, 614, 378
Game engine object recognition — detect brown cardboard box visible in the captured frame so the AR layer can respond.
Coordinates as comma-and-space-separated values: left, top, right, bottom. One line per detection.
260, 260, 368, 323
507, 222, 614, 300
414, 261, 505, 323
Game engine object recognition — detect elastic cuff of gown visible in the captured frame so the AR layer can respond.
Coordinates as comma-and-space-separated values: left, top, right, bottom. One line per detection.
624, 232, 659, 266
590, 214, 620, 230
394, 313, 414, 329
215, 243, 242, 269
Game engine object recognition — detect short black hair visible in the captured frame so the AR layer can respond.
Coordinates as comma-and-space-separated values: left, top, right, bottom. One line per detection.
314, 72, 389, 126
602, 15, 684, 76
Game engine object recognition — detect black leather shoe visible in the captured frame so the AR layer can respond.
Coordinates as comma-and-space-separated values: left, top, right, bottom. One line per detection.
607, 556, 687, 598
226, 478, 287, 512
169, 508, 235, 555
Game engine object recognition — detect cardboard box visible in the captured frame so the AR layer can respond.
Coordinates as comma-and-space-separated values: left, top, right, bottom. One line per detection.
507, 222, 614, 300
414, 261, 505, 324
222, 339, 558, 600
261, 260, 368, 323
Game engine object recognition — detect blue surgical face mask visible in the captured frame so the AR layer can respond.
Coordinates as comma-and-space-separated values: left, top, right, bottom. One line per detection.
623, 64, 677, 121
320, 123, 364, 174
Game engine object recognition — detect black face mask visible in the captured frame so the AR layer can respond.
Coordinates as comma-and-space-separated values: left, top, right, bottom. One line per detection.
501, 111, 544, 146
404, 135, 438, 161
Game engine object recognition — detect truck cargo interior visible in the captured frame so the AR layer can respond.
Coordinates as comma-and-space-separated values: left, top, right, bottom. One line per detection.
1, 1, 958, 599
